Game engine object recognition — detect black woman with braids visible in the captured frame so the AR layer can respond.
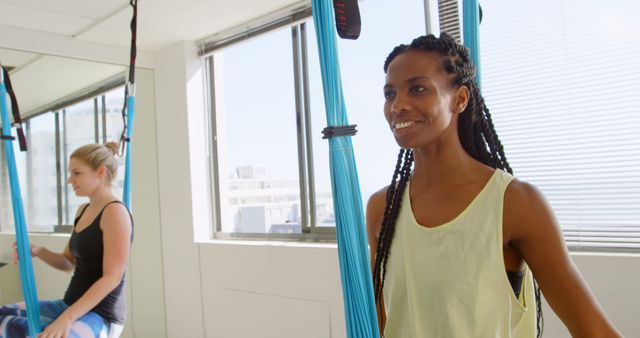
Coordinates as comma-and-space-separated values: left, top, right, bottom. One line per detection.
366, 33, 621, 338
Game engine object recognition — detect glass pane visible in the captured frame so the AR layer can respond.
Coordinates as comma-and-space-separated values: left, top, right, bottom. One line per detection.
213, 26, 301, 234
104, 87, 126, 200
62, 99, 97, 224
305, 0, 427, 225
0, 136, 27, 233
25, 114, 58, 232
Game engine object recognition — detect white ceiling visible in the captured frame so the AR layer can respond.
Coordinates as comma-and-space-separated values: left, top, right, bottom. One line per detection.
0, 0, 306, 116
0, 0, 306, 52
2, 50, 126, 114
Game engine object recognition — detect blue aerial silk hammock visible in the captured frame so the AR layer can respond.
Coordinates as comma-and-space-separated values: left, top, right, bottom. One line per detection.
121, 0, 137, 209
462, 0, 482, 85
122, 87, 135, 209
1, 66, 41, 336
309, 0, 379, 337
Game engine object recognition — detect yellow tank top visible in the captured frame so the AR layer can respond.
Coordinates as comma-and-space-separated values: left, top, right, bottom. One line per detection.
382, 169, 537, 338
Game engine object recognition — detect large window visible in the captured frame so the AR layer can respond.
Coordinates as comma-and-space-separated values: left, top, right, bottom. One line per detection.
25, 114, 58, 231
0, 137, 26, 232
480, 0, 640, 251
211, 27, 302, 235
62, 99, 97, 224
205, 0, 639, 248
205, 0, 426, 239
104, 88, 127, 200
0, 84, 125, 233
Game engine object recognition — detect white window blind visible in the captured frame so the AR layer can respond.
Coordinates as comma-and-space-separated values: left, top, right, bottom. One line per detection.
479, 0, 640, 251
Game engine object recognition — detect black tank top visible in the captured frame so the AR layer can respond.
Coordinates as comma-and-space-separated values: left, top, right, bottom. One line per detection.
63, 201, 133, 324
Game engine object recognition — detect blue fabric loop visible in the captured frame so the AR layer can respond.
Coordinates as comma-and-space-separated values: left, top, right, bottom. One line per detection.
462, 0, 482, 86
310, 1, 380, 337
1, 75, 42, 337
122, 93, 135, 209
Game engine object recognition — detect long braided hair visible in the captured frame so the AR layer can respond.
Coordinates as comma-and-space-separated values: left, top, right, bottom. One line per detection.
373, 33, 543, 337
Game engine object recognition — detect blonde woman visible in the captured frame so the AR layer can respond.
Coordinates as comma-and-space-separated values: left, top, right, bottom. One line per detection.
2, 142, 132, 338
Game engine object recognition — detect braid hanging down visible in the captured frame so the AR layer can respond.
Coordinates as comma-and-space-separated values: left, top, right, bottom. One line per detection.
374, 32, 543, 337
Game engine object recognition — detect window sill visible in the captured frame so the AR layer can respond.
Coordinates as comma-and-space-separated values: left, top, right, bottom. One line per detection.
196, 236, 338, 250
0, 232, 71, 238
568, 250, 640, 258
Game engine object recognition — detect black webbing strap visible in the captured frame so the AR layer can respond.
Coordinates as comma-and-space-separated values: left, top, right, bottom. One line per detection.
127, 0, 137, 85
333, 0, 361, 40
322, 124, 357, 139
119, 0, 137, 156
2, 67, 27, 151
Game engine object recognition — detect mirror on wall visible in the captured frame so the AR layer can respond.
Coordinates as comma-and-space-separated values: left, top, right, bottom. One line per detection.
0, 48, 127, 233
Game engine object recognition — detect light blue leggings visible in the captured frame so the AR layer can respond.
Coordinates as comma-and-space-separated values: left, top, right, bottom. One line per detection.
0, 300, 123, 338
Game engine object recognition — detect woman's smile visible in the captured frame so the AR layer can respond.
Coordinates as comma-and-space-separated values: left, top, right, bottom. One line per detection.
391, 119, 427, 137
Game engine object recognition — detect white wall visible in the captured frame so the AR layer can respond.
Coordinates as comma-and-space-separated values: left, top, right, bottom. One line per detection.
153, 41, 206, 338
2, 238, 640, 337
1, 40, 639, 338
198, 242, 345, 338
542, 253, 640, 337
124, 67, 167, 338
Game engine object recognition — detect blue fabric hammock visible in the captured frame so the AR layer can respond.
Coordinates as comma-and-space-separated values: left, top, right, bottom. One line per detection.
462, 0, 482, 85
1, 66, 42, 336
310, 0, 379, 337
122, 87, 135, 209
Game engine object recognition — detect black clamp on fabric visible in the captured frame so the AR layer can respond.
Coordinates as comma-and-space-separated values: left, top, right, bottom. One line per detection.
13, 123, 27, 151
118, 136, 131, 157
322, 124, 357, 139
333, 0, 361, 40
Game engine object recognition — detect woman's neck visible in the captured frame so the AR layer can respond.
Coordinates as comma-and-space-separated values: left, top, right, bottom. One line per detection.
87, 186, 117, 206
411, 141, 489, 190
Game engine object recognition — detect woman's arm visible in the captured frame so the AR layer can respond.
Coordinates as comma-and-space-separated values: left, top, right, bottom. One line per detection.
505, 180, 622, 338
13, 242, 74, 272
39, 203, 131, 337
13, 204, 88, 273
35, 245, 75, 272
366, 188, 388, 337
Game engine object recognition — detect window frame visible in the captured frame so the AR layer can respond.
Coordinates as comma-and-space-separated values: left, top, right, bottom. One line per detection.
204, 18, 337, 242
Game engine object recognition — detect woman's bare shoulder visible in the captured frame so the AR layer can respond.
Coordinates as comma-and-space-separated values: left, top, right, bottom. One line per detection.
505, 178, 548, 213
366, 186, 389, 235
504, 177, 560, 242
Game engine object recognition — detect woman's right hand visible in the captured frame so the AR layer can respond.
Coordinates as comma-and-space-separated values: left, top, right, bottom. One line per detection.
12, 242, 43, 264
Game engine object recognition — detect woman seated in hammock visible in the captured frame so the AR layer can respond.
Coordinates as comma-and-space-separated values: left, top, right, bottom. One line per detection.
1, 142, 132, 338
366, 33, 621, 338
